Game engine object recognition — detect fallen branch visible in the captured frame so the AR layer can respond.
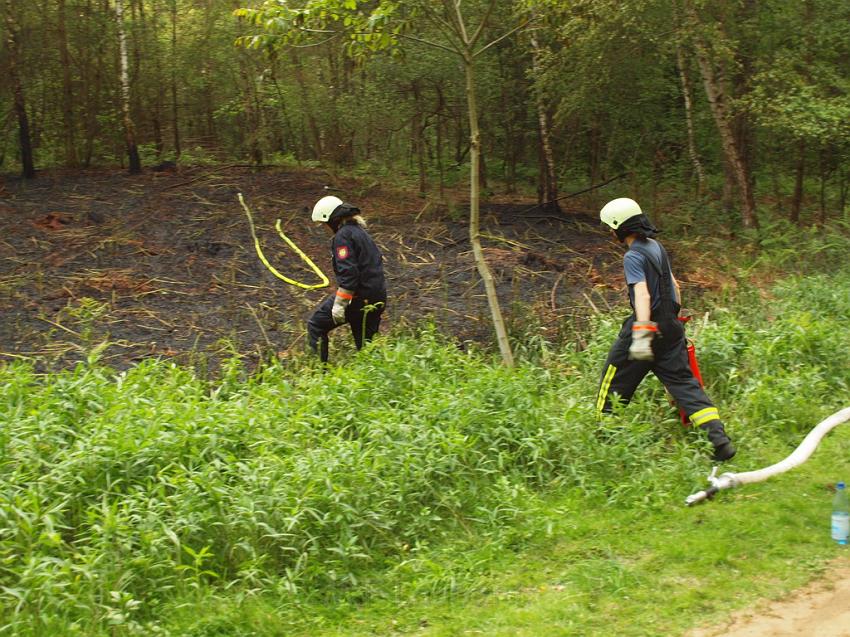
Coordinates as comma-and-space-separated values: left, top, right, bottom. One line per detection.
160, 164, 240, 191
516, 172, 629, 216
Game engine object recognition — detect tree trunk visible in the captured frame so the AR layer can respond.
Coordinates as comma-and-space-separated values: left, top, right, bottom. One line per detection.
268, 55, 295, 156
463, 50, 514, 367
326, 47, 347, 165
496, 49, 517, 194
170, 0, 181, 158
237, 50, 263, 165
734, 0, 757, 197
790, 139, 805, 225
435, 84, 446, 198
818, 147, 829, 226
4, 0, 35, 178
454, 112, 466, 165
137, 0, 165, 159
412, 82, 427, 195
675, 45, 705, 195
116, 0, 141, 173
771, 147, 783, 213
290, 49, 322, 160
722, 160, 735, 214
82, 0, 109, 167
530, 34, 559, 212
478, 141, 488, 192
201, 3, 215, 139
57, 0, 78, 167
685, 1, 758, 229
588, 123, 601, 186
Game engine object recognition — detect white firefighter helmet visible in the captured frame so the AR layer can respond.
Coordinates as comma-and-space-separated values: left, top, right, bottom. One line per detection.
311, 195, 343, 223
600, 197, 642, 230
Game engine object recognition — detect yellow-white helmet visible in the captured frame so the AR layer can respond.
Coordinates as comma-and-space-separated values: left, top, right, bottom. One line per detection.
311, 195, 344, 223
600, 197, 642, 230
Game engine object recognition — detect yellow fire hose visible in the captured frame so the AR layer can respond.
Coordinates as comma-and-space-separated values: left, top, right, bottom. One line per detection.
237, 193, 329, 290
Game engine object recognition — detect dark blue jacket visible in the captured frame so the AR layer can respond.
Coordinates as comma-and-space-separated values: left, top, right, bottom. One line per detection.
331, 222, 386, 299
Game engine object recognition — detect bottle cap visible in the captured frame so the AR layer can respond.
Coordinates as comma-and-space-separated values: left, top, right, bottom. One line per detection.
839, 482, 846, 489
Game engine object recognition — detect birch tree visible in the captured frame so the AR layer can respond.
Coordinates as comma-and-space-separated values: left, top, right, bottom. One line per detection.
116, 0, 141, 173
3, 0, 35, 178
683, 0, 758, 229
675, 45, 705, 195
170, 0, 181, 158
529, 31, 558, 211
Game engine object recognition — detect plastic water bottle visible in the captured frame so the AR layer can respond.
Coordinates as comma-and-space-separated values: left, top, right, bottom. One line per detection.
831, 482, 849, 545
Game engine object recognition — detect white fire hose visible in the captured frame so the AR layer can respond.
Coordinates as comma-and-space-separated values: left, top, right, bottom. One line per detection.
686, 406, 850, 506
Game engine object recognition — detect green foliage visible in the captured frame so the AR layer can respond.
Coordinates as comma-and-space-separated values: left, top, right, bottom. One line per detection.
744, 0, 850, 144
5, 0, 849, 224
234, 0, 404, 57
747, 78, 850, 143
3, 247, 850, 633
697, 270, 850, 434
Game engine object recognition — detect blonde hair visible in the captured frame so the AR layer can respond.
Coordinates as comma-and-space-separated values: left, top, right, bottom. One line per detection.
350, 214, 367, 229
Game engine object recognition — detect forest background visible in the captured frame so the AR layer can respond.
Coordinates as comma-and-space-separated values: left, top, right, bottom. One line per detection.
2, 1, 850, 636
3, 0, 849, 225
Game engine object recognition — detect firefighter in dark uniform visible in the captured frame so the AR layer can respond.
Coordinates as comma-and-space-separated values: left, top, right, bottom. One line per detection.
307, 195, 387, 363
595, 198, 736, 461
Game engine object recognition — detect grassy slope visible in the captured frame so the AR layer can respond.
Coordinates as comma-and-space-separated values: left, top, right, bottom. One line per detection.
2, 225, 849, 637
162, 420, 850, 637
163, 269, 850, 637
307, 444, 850, 636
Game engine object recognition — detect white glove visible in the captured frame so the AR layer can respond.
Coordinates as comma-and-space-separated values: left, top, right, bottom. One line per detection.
629, 321, 657, 361
331, 288, 353, 324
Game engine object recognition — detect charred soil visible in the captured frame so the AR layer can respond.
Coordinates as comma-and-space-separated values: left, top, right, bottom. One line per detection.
0, 166, 655, 372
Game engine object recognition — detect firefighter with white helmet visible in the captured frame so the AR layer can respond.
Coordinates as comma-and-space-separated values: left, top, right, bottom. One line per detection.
596, 197, 736, 461
306, 195, 387, 362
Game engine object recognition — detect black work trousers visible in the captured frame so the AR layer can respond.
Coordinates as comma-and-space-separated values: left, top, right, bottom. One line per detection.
595, 319, 721, 427
306, 294, 386, 363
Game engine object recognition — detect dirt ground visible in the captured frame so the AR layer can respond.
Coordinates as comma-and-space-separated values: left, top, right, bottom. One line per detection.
0, 165, 624, 372
687, 561, 850, 637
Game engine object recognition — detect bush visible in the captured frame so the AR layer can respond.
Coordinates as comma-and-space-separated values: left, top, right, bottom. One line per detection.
1, 263, 850, 634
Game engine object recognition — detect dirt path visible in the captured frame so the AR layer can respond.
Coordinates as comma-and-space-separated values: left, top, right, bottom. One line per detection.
688, 560, 850, 637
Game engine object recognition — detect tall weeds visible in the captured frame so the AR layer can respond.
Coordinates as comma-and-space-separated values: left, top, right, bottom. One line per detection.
1, 243, 849, 635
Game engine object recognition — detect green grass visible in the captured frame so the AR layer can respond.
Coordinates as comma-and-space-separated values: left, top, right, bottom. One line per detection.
296, 449, 849, 637
1, 237, 850, 635
140, 437, 850, 637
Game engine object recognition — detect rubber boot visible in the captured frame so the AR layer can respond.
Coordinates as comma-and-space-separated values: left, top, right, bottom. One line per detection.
700, 420, 736, 462
307, 335, 330, 363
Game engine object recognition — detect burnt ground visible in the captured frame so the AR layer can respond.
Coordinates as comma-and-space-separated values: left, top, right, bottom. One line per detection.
0, 165, 631, 373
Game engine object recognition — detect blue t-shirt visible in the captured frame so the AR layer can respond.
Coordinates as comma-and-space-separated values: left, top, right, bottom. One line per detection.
623, 238, 680, 311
